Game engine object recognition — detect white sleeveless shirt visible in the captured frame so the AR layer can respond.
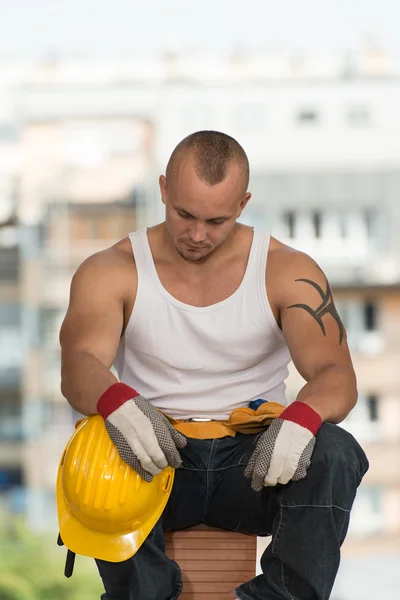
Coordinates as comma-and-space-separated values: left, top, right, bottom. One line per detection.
113, 227, 291, 420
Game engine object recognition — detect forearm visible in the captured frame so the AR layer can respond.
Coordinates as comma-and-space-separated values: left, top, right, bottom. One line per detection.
295, 364, 358, 424
61, 350, 118, 415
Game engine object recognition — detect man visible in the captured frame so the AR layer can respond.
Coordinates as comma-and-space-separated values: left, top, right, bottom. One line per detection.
60, 130, 369, 600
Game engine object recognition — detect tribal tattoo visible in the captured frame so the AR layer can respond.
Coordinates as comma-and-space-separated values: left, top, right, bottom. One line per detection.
287, 267, 344, 345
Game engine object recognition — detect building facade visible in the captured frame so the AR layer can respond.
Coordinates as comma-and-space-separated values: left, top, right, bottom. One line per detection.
0, 50, 399, 556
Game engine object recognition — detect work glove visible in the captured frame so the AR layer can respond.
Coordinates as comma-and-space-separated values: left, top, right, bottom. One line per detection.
245, 402, 322, 491
97, 382, 187, 482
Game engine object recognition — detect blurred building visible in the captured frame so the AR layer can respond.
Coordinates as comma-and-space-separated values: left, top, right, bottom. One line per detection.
0, 47, 399, 556
0, 83, 23, 515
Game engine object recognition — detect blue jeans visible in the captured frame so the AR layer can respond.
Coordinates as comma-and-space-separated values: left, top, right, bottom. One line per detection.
96, 423, 369, 599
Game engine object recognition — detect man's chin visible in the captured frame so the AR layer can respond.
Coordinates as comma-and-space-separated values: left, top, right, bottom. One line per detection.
177, 246, 212, 262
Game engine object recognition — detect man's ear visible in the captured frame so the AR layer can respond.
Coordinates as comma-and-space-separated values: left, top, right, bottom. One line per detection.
159, 175, 167, 205
237, 192, 251, 218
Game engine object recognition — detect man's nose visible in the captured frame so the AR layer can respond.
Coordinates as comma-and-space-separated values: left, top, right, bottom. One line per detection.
189, 222, 207, 243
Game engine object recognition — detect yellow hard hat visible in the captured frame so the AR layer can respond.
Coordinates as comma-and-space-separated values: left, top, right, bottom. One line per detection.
56, 415, 174, 562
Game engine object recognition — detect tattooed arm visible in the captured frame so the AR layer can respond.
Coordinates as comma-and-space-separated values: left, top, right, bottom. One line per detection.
268, 246, 357, 424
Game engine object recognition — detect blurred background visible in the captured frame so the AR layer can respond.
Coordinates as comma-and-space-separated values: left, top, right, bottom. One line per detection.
0, 1, 399, 598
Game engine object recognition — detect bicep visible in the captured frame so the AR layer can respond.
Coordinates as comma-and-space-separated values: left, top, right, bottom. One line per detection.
279, 255, 353, 381
60, 256, 124, 369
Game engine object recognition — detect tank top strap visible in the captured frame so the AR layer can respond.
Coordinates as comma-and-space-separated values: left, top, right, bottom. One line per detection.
127, 228, 152, 276
243, 228, 271, 293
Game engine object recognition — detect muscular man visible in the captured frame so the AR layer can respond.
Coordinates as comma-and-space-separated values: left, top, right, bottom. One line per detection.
60, 130, 369, 600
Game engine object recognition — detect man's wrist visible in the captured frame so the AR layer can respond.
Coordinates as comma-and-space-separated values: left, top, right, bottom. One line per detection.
97, 382, 140, 419
280, 401, 322, 435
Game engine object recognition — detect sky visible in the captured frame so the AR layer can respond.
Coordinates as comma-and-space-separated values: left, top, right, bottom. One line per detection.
0, 0, 399, 60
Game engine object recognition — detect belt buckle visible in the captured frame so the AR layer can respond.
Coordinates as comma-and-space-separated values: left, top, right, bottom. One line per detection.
186, 418, 214, 422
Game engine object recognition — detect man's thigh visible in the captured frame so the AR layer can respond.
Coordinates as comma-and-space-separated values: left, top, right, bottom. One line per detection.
204, 433, 280, 535
162, 436, 211, 531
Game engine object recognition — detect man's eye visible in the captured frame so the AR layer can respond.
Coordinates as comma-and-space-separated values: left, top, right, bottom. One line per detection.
178, 213, 191, 219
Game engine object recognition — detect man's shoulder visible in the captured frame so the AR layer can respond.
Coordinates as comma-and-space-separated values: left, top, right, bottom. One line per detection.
267, 236, 323, 292
73, 236, 136, 287
267, 236, 329, 307
268, 236, 317, 272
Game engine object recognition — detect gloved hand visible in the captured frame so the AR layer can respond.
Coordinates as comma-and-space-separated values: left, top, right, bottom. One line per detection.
97, 382, 187, 482
244, 402, 322, 491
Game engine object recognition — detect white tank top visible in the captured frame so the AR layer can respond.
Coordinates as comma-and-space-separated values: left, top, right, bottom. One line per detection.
113, 227, 291, 420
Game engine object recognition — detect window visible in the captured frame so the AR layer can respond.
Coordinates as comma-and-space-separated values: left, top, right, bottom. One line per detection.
40, 308, 64, 349
364, 301, 378, 331
0, 401, 22, 441
63, 120, 142, 166
235, 102, 265, 132
0, 468, 23, 490
297, 109, 319, 124
312, 211, 322, 238
347, 105, 371, 127
340, 298, 383, 355
367, 394, 379, 422
0, 315, 23, 370
336, 297, 380, 332
364, 209, 376, 238
349, 486, 383, 536
0, 124, 18, 141
341, 393, 381, 442
0, 247, 19, 281
276, 208, 377, 247
0, 304, 20, 326
183, 105, 214, 130
282, 211, 295, 238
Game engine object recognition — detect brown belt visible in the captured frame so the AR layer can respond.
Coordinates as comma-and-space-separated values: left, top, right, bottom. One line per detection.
165, 402, 286, 439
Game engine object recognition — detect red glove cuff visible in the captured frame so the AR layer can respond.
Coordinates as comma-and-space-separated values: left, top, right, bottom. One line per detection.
280, 402, 322, 435
97, 382, 140, 419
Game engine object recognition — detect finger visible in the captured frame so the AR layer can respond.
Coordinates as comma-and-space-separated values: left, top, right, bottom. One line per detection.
105, 420, 163, 475
163, 415, 187, 448
292, 439, 315, 481
251, 468, 265, 492
244, 451, 258, 479
244, 438, 263, 478
128, 430, 166, 475
159, 422, 186, 466
278, 435, 316, 484
261, 449, 285, 486
108, 417, 166, 474
250, 445, 277, 488
110, 403, 168, 471
130, 455, 154, 482
248, 452, 267, 491
162, 443, 183, 469
277, 454, 298, 485
168, 423, 187, 449
112, 437, 154, 481
263, 468, 281, 486
143, 421, 184, 468
127, 413, 169, 471
248, 441, 273, 482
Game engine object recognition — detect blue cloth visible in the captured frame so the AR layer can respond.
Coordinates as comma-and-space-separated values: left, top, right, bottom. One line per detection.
248, 398, 268, 410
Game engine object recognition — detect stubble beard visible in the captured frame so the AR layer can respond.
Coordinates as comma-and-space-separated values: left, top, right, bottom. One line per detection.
176, 244, 212, 263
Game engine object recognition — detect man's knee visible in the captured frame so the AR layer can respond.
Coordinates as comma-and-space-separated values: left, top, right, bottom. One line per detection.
314, 422, 369, 483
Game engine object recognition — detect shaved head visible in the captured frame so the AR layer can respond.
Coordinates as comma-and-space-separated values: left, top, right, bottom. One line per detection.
166, 130, 249, 192
160, 130, 252, 264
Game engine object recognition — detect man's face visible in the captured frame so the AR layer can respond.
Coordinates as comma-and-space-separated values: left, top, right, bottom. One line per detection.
159, 157, 251, 263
